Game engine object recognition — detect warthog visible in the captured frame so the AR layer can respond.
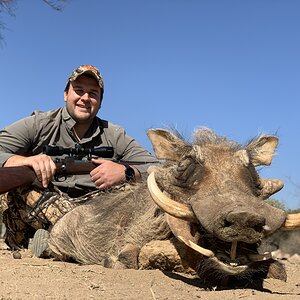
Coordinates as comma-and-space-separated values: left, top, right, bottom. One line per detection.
48, 128, 300, 287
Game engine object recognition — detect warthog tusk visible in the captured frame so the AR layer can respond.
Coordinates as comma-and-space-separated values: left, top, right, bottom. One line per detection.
177, 236, 215, 258
230, 241, 237, 260
248, 252, 272, 261
211, 257, 249, 275
281, 213, 300, 230
147, 172, 198, 222
262, 224, 272, 233
166, 214, 214, 258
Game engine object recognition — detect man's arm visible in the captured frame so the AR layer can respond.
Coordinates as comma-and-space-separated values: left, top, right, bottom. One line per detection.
0, 116, 56, 188
0, 116, 36, 166
89, 159, 140, 190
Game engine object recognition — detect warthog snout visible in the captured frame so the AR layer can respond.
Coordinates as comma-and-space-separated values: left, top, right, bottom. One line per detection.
220, 211, 266, 243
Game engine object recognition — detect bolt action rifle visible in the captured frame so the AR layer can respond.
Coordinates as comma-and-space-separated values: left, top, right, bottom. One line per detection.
0, 145, 147, 194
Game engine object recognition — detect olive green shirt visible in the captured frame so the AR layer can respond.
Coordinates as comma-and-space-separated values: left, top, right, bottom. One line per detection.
0, 107, 159, 193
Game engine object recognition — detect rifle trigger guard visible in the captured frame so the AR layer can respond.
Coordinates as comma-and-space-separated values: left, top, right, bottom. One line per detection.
54, 174, 67, 182
54, 160, 67, 182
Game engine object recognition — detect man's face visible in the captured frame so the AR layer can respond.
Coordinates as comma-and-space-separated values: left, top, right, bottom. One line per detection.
64, 75, 102, 124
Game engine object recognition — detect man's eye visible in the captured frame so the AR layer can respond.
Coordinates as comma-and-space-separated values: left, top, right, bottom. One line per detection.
75, 89, 84, 95
89, 92, 98, 97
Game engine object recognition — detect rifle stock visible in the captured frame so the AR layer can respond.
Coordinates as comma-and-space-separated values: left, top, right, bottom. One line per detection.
0, 166, 37, 194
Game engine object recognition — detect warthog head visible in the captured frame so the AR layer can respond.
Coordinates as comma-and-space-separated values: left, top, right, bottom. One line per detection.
146, 128, 299, 276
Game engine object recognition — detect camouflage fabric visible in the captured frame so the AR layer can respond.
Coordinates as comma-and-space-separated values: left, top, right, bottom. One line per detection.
1, 187, 46, 249
0, 186, 87, 250
66, 65, 104, 90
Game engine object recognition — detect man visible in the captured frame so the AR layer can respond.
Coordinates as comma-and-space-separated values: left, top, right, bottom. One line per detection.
0, 65, 159, 251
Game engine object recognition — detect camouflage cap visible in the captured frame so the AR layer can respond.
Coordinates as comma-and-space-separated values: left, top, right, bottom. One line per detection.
65, 65, 104, 90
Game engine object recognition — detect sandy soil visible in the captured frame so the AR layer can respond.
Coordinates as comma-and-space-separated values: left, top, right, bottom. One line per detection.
0, 246, 299, 300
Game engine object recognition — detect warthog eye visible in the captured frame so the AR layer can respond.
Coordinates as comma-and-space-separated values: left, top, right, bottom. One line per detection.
175, 157, 194, 178
174, 156, 204, 188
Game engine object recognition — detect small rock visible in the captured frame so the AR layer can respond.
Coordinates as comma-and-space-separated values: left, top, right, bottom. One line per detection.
287, 254, 300, 264
271, 249, 290, 260
12, 250, 22, 259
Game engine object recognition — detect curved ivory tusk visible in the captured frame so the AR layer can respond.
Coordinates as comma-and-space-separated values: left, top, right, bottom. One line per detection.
147, 172, 198, 222
210, 257, 248, 275
281, 213, 300, 230
248, 252, 272, 262
180, 237, 215, 258
166, 214, 214, 257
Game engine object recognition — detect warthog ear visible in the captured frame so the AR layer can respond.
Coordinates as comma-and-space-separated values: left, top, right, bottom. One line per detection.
246, 136, 278, 166
147, 129, 186, 160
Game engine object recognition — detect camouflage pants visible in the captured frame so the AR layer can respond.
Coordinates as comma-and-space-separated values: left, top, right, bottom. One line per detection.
0, 185, 100, 250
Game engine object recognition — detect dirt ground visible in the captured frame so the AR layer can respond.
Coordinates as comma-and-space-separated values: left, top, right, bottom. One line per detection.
0, 245, 299, 300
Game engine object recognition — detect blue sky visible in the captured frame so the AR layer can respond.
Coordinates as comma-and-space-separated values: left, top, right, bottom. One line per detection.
0, 0, 299, 209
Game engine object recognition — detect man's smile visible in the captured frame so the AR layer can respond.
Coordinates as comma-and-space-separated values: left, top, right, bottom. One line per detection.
76, 103, 91, 111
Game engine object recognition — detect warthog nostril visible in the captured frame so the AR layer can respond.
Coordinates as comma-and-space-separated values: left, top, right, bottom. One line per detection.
224, 220, 233, 228
254, 223, 264, 233
225, 211, 266, 232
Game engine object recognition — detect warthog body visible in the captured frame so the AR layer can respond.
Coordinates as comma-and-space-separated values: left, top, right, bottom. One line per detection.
49, 128, 288, 286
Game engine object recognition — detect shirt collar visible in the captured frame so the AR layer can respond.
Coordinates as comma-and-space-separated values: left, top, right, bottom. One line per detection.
62, 107, 103, 141
62, 106, 76, 130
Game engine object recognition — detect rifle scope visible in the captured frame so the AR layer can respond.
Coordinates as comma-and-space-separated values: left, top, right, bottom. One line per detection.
43, 145, 114, 158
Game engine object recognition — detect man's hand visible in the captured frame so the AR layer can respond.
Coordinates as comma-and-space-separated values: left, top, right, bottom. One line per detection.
4, 154, 56, 188
90, 159, 140, 189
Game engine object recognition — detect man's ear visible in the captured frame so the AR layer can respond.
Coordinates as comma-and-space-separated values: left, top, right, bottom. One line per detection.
64, 91, 67, 102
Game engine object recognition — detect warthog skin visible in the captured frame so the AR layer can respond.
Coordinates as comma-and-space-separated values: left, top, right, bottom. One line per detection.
48, 128, 287, 287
